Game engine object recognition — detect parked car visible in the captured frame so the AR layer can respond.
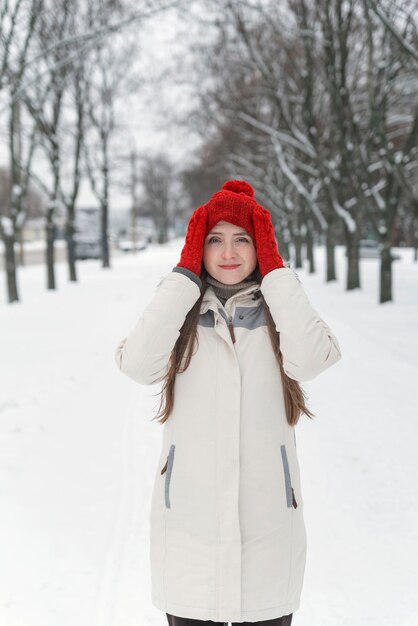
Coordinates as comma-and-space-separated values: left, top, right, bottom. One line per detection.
359, 239, 381, 258
117, 235, 148, 252
74, 235, 101, 260
345, 239, 401, 260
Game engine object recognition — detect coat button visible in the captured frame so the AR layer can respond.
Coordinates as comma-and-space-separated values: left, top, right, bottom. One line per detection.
239, 314, 244, 320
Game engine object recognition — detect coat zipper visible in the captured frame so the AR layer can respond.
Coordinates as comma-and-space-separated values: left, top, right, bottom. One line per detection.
227, 315, 236, 344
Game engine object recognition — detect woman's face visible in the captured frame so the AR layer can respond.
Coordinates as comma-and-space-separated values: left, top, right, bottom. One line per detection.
203, 220, 257, 284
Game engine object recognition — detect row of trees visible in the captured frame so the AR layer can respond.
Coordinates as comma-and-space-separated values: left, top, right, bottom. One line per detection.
0, 0, 181, 303
1, 0, 417, 306
183, 0, 418, 303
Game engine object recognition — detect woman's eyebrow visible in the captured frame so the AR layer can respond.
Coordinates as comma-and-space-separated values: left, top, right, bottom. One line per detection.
207, 230, 249, 236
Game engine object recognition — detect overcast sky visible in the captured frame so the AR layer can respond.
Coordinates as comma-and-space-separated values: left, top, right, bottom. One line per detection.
76, 4, 204, 210
0, 1, 211, 213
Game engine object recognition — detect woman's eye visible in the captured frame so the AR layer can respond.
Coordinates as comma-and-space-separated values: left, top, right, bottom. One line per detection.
207, 236, 250, 244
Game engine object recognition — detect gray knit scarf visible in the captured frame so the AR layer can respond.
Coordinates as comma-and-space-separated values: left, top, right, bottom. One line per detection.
206, 272, 259, 306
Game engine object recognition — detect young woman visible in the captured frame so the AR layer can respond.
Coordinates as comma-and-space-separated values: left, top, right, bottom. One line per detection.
115, 180, 342, 626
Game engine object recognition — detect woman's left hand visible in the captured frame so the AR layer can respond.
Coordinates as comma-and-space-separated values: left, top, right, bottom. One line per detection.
252, 205, 285, 277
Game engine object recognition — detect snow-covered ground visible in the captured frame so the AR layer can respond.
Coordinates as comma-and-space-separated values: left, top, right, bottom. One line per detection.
0, 240, 417, 626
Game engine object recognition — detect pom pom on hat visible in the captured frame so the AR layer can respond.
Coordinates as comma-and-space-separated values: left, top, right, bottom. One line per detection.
205, 179, 258, 240
221, 180, 254, 197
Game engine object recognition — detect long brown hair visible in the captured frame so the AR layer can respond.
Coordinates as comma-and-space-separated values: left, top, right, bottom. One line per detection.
151, 265, 315, 426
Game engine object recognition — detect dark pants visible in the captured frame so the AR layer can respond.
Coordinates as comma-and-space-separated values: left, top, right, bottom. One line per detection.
166, 613, 293, 626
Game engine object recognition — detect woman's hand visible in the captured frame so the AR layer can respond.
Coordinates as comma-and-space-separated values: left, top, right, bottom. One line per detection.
252, 205, 285, 277
176, 205, 208, 277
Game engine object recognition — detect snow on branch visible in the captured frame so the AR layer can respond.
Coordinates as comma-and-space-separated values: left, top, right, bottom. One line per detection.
237, 111, 316, 158
273, 139, 327, 231
368, 0, 418, 64
325, 180, 357, 233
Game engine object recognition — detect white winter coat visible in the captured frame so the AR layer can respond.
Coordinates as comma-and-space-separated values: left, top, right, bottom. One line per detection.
114, 266, 342, 623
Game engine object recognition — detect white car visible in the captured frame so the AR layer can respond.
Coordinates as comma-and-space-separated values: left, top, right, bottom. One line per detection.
117, 236, 148, 252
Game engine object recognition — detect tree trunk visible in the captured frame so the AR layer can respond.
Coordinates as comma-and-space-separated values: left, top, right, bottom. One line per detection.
46, 202, 56, 290
101, 138, 110, 268
325, 222, 337, 282
130, 148, 138, 254
294, 228, 302, 268
157, 219, 168, 244
46, 140, 61, 289
379, 242, 393, 303
17, 227, 25, 266
305, 220, 315, 274
101, 201, 110, 268
276, 224, 290, 263
6, 99, 22, 299
4, 234, 19, 303
345, 226, 360, 290
66, 210, 77, 282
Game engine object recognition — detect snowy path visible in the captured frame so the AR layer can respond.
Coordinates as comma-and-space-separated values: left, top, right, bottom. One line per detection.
0, 241, 417, 626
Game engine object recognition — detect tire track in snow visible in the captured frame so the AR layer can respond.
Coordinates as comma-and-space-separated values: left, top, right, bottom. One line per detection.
94, 391, 136, 626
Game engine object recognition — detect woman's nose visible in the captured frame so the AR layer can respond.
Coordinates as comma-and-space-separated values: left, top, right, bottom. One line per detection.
221, 241, 236, 258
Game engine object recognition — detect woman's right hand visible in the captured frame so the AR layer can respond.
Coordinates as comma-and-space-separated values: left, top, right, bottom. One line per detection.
176, 205, 208, 277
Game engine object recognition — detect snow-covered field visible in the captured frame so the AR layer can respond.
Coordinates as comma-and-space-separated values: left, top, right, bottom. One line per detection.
1, 240, 417, 626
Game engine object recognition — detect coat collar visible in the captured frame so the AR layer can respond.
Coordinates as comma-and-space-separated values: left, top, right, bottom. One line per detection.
201, 283, 262, 314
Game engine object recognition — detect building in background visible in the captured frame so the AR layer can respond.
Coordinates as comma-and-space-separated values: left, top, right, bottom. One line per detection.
74, 206, 101, 260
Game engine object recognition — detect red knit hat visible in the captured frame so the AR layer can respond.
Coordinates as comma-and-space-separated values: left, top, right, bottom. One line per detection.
204, 179, 257, 240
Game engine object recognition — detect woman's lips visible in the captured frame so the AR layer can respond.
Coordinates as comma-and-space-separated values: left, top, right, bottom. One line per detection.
219, 264, 241, 269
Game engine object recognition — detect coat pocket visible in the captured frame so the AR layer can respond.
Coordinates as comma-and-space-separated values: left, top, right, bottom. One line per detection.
280, 444, 297, 509
161, 444, 176, 509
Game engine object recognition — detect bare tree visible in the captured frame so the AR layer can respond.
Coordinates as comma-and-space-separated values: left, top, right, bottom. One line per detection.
141, 154, 174, 244
24, 0, 78, 290
1, 0, 185, 302
362, 0, 418, 300
187, 0, 418, 303
59, 46, 88, 282
0, 0, 43, 303
83, 19, 139, 268
83, 0, 183, 268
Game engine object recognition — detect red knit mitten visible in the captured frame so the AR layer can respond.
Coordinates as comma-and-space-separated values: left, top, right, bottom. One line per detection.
176, 205, 208, 276
252, 205, 285, 277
